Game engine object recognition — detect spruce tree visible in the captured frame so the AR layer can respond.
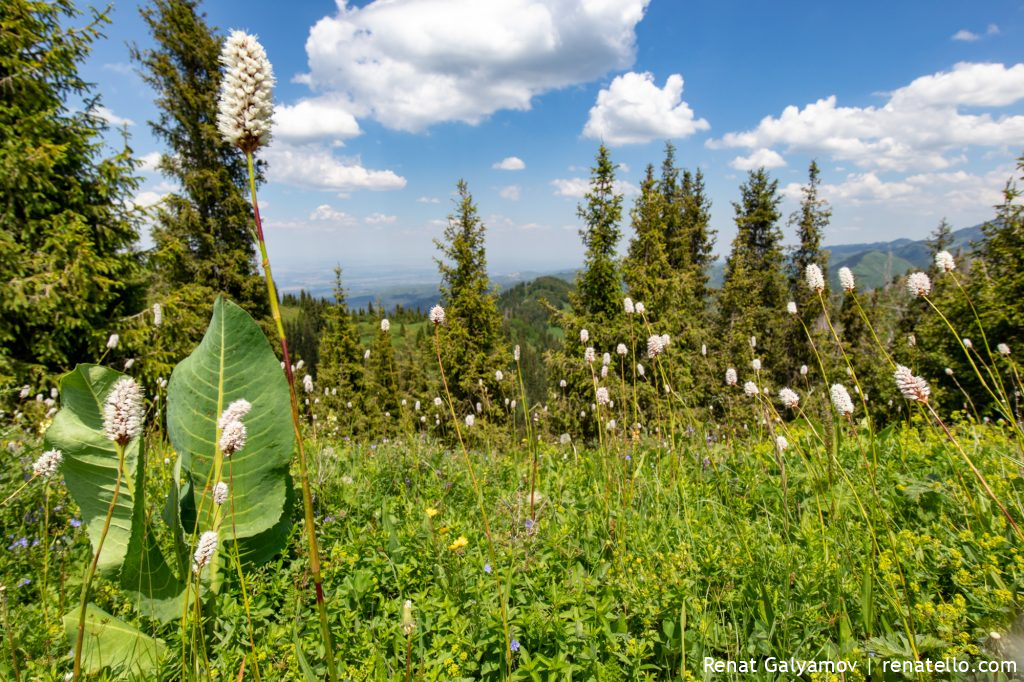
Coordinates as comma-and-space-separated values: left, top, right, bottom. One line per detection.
680, 167, 716, 303
316, 267, 367, 431
574, 145, 624, 321
622, 165, 671, 314
434, 180, 503, 406
717, 169, 787, 375
0, 0, 144, 388
926, 217, 955, 261
131, 0, 268, 329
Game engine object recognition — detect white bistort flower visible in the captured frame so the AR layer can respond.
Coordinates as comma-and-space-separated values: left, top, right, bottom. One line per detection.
558, 379, 567, 388
596, 386, 610, 406
701, 344, 707, 356
584, 347, 596, 364
193, 531, 219, 574
805, 264, 825, 293
106, 333, 119, 350
495, 370, 504, 382
33, 449, 63, 478
838, 267, 855, 293
787, 301, 797, 315
217, 31, 275, 152
998, 343, 1011, 356
637, 363, 645, 377
465, 414, 475, 427
579, 329, 589, 344
213, 481, 229, 506
218, 399, 251, 430
513, 345, 520, 362
219, 420, 247, 456
616, 343, 628, 356
635, 302, 645, 314
303, 374, 314, 393
152, 303, 162, 326
963, 338, 973, 349
103, 377, 144, 445
906, 272, 932, 297
935, 250, 956, 273
381, 318, 390, 332
751, 358, 761, 371
894, 364, 930, 403
907, 334, 916, 347
725, 368, 737, 386
646, 335, 664, 358
776, 436, 789, 452
779, 388, 799, 409
830, 384, 854, 417
800, 365, 808, 376
600, 365, 608, 378
623, 297, 635, 314
429, 305, 445, 325
743, 381, 759, 397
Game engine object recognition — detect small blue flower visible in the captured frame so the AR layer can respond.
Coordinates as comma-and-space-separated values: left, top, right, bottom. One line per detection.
70, 519, 82, 528
484, 563, 492, 574
524, 519, 535, 532
7, 537, 28, 551
624, 455, 632, 462
509, 639, 520, 653
17, 578, 30, 588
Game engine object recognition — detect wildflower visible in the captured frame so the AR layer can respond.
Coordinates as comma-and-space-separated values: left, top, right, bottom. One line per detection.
434, 396, 443, 407
725, 368, 737, 386
646, 335, 664, 358
296, 359, 305, 370
998, 343, 1010, 356
751, 358, 761, 371
606, 419, 616, 430
213, 481, 229, 505
749, 336, 756, 349
123, 358, 134, 370
907, 334, 916, 347
429, 305, 445, 325
701, 344, 707, 356
524, 518, 536, 532
906, 272, 931, 297
935, 250, 956, 273
510, 399, 517, 410
214, 400, 251, 432
415, 400, 421, 411
616, 343, 627, 356
484, 562, 492, 573
776, 435, 788, 451
510, 639, 521, 653
465, 414, 475, 427
32, 449, 62, 478
800, 365, 808, 376
661, 334, 671, 348
19, 385, 29, 399
559, 433, 571, 445
303, 375, 314, 393
219, 420, 247, 456
779, 388, 799, 409
495, 370, 504, 382
945, 367, 954, 376
381, 318, 390, 332
448, 535, 468, 551
600, 365, 608, 378
963, 337, 973, 349
425, 507, 438, 518
838, 267, 855, 292
743, 381, 759, 397
514, 345, 520, 362
584, 347, 596, 364
558, 379, 567, 388
830, 384, 854, 417
401, 599, 415, 636
637, 363, 645, 377
596, 386, 610, 406
602, 352, 611, 366
192, 531, 219, 574
217, 31, 274, 152
363, 349, 371, 360
635, 302, 645, 314
103, 377, 144, 445
476, 401, 482, 413
787, 301, 797, 315
623, 297, 635, 314
579, 329, 589, 343
894, 364, 930, 403
805, 264, 825, 293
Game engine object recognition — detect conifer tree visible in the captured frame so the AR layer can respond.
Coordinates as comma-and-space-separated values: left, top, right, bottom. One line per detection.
680, 167, 715, 302
0, 0, 144, 388
660, 142, 686, 272
926, 217, 955, 260
717, 169, 787, 375
434, 180, 502, 405
316, 267, 366, 429
368, 319, 400, 425
131, 0, 268, 329
574, 145, 624, 321
623, 165, 671, 314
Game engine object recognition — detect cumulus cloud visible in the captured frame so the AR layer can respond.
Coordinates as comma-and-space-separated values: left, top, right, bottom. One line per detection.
499, 185, 521, 200
273, 97, 361, 144
416, 196, 441, 204
551, 177, 639, 198
309, 204, 356, 223
493, 156, 525, 170
263, 143, 406, 192
138, 152, 162, 172
298, 0, 649, 131
952, 29, 979, 42
583, 72, 709, 145
93, 105, 134, 127
729, 148, 786, 171
710, 62, 1024, 172
365, 212, 398, 224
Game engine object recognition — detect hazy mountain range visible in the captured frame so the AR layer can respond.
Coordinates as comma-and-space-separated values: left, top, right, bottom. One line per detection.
278, 225, 985, 311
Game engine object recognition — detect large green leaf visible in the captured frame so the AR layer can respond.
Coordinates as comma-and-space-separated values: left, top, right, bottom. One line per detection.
167, 296, 293, 548
63, 604, 167, 676
45, 364, 141, 576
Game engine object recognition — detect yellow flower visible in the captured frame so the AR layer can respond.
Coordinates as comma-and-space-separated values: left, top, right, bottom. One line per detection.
425, 507, 439, 518
448, 535, 468, 551
437, 525, 450, 535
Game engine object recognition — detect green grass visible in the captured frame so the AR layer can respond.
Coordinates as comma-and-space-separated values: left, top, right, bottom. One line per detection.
2, 415, 1022, 680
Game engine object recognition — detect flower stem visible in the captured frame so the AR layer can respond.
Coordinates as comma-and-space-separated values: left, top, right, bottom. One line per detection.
245, 152, 337, 681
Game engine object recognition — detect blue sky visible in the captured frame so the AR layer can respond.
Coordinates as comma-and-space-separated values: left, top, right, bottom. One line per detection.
84, 0, 1024, 280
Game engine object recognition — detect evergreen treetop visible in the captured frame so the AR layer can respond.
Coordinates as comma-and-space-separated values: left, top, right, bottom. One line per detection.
574, 145, 624, 321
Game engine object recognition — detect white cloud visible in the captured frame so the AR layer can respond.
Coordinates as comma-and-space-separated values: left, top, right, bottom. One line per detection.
583, 72, 709, 145
264, 143, 406, 192
299, 0, 649, 131
93, 105, 134, 127
416, 196, 441, 204
273, 97, 362, 144
551, 177, 639, 198
365, 212, 398, 224
129, 190, 168, 209
952, 29, 979, 42
309, 204, 356, 223
987, 23, 1000, 36
729, 148, 786, 171
710, 62, 1024, 172
493, 156, 525, 170
138, 152, 162, 171
499, 184, 521, 200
